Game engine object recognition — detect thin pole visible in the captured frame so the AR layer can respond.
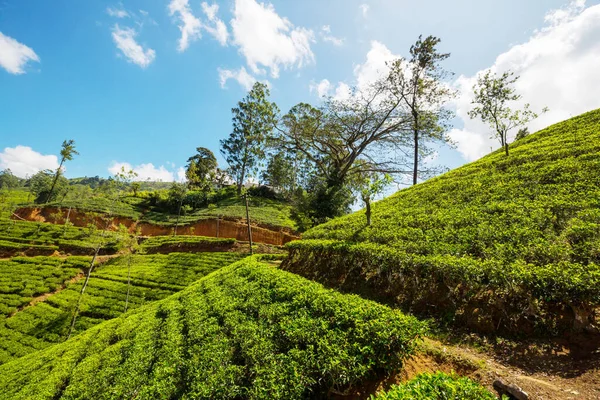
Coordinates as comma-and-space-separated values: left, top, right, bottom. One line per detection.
244, 194, 253, 255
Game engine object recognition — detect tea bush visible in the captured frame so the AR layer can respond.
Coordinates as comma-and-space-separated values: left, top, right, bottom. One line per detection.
372, 372, 498, 400
0, 252, 244, 364
285, 109, 600, 336
0, 257, 425, 399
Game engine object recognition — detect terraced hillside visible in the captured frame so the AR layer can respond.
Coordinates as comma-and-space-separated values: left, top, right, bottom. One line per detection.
0, 218, 126, 257
0, 257, 427, 399
284, 109, 600, 340
0, 252, 244, 365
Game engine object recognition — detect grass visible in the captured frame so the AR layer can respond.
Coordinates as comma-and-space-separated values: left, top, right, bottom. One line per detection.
0, 256, 424, 399
285, 109, 600, 337
0, 252, 245, 365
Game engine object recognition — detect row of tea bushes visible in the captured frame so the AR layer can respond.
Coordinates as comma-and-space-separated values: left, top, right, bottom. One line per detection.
0, 257, 425, 399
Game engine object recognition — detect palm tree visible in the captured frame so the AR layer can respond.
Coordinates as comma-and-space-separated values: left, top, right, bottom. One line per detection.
46, 140, 79, 203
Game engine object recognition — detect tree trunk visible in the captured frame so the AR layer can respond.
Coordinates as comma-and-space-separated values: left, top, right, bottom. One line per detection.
124, 253, 132, 312
504, 142, 509, 156
245, 194, 253, 255
412, 130, 419, 186
366, 200, 372, 226
67, 246, 99, 340
46, 159, 65, 203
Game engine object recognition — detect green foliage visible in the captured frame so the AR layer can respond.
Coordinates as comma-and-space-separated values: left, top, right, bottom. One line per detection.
0, 257, 89, 317
186, 147, 217, 190
0, 169, 20, 190
388, 34, 456, 185
221, 82, 279, 194
0, 253, 244, 364
0, 219, 122, 255
0, 257, 424, 399
372, 372, 498, 400
287, 109, 600, 335
139, 235, 236, 253
468, 69, 546, 156
29, 170, 69, 204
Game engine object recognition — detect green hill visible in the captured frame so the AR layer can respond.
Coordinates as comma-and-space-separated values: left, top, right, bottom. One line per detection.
0, 257, 424, 399
0, 253, 244, 365
283, 109, 600, 339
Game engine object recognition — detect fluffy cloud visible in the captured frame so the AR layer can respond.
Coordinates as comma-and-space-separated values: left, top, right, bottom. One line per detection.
231, 0, 315, 78
218, 66, 257, 90
168, 0, 202, 52
111, 25, 156, 68
106, 6, 129, 18
309, 79, 331, 98
201, 2, 229, 46
312, 40, 399, 100
108, 162, 181, 182
0, 32, 40, 74
320, 25, 344, 46
168, 0, 228, 51
449, 0, 600, 161
0, 146, 59, 178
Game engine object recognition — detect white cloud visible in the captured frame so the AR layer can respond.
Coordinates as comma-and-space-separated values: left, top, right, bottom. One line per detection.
201, 2, 228, 45
320, 25, 344, 46
107, 6, 129, 18
177, 167, 187, 182
0, 32, 40, 74
359, 4, 370, 17
168, 0, 202, 52
312, 40, 399, 100
231, 0, 315, 78
111, 25, 156, 68
0, 146, 59, 178
108, 162, 179, 182
449, 0, 600, 161
218, 66, 257, 90
309, 79, 331, 98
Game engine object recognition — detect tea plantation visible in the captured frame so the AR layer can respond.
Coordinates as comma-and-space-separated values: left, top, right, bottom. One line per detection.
0, 219, 123, 256
0, 252, 244, 365
284, 109, 600, 337
0, 257, 426, 399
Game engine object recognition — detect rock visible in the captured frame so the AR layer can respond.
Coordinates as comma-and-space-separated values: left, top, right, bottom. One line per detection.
493, 378, 529, 400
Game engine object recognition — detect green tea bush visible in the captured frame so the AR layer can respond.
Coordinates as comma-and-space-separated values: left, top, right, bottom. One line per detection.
372, 372, 498, 400
0, 253, 244, 365
0, 220, 121, 255
285, 110, 600, 337
0, 257, 88, 317
0, 257, 425, 399
139, 235, 236, 253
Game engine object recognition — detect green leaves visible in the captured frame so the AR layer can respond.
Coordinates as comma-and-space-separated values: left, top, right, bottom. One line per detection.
0, 257, 424, 399
372, 372, 498, 399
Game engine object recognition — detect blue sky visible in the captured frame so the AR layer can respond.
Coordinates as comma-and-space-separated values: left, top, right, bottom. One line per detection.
1, 0, 600, 182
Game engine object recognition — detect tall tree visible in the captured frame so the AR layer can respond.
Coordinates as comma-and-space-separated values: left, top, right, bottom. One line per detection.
468, 70, 546, 156
387, 35, 456, 185
0, 169, 19, 189
220, 82, 279, 195
185, 147, 217, 190
261, 152, 295, 195
46, 140, 79, 203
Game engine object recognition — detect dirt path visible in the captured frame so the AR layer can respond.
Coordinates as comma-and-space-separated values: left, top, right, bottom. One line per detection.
400, 338, 600, 400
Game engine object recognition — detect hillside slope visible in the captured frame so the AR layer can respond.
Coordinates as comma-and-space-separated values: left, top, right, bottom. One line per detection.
284, 109, 600, 341
0, 257, 424, 400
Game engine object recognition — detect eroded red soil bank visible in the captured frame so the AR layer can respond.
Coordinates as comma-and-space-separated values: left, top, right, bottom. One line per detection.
13, 207, 299, 246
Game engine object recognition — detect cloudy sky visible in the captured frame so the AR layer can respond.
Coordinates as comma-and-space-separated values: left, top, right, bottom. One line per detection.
1, 0, 599, 181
